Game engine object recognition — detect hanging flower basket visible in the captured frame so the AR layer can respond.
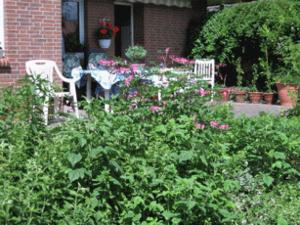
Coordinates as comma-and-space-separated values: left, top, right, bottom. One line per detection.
99, 39, 112, 49
97, 18, 119, 49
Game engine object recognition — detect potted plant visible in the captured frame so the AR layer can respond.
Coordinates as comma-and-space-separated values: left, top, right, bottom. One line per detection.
64, 32, 85, 61
275, 42, 300, 107
234, 57, 247, 103
97, 18, 119, 49
216, 66, 231, 102
125, 45, 147, 72
248, 65, 263, 104
125, 45, 147, 63
261, 60, 275, 104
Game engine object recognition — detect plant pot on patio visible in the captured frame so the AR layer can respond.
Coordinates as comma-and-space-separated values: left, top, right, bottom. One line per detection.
249, 92, 263, 104
234, 89, 247, 103
276, 83, 299, 107
263, 92, 274, 104
218, 88, 231, 102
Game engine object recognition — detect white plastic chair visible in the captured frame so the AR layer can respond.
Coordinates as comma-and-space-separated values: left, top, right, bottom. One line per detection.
194, 59, 215, 101
26, 60, 79, 125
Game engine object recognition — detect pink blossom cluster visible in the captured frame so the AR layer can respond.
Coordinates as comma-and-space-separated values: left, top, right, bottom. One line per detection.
210, 121, 230, 130
99, 59, 116, 67
170, 56, 195, 65
198, 88, 208, 97
124, 75, 134, 87
115, 67, 130, 74
149, 105, 161, 112
194, 121, 230, 130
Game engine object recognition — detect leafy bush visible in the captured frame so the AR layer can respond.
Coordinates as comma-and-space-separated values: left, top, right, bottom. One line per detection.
0, 76, 299, 224
125, 45, 148, 63
192, 0, 300, 88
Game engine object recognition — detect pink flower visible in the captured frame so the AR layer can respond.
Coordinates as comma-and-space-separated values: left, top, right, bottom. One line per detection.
170, 56, 191, 65
99, 59, 116, 67
130, 64, 144, 74
198, 88, 207, 97
219, 124, 230, 130
195, 123, 205, 129
165, 47, 170, 54
150, 105, 161, 112
116, 67, 130, 74
210, 121, 219, 128
124, 75, 134, 87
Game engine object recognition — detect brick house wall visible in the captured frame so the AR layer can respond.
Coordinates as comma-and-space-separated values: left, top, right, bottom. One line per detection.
0, 0, 62, 87
86, 0, 205, 62
0, 0, 206, 87
143, 4, 194, 62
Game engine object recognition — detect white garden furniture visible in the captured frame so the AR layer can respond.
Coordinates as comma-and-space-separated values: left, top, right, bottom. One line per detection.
26, 60, 79, 125
194, 59, 215, 101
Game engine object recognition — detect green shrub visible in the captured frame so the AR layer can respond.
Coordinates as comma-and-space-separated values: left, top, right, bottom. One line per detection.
125, 45, 148, 63
0, 76, 299, 224
192, 0, 300, 88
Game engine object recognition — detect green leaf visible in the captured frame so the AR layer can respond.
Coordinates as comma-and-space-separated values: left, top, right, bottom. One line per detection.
263, 174, 274, 187
277, 216, 288, 225
68, 168, 86, 182
179, 151, 193, 163
162, 211, 176, 220
67, 153, 82, 167
273, 151, 286, 160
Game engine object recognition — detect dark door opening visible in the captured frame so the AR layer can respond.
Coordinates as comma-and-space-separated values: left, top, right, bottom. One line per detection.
114, 4, 132, 57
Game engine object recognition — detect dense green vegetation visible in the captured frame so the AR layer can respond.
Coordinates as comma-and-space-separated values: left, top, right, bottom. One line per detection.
0, 77, 299, 224
193, 0, 300, 88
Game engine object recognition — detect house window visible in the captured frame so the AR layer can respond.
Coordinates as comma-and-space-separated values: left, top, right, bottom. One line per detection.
0, 0, 5, 52
62, 0, 85, 53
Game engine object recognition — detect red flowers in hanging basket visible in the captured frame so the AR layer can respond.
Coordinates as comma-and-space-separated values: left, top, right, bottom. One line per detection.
97, 18, 120, 39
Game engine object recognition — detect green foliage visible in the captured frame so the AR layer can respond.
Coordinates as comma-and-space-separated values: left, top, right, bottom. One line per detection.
0, 76, 299, 224
193, 0, 300, 87
125, 45, 148, 63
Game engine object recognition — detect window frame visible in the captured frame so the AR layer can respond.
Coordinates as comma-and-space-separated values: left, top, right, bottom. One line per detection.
62, 0, 85, 45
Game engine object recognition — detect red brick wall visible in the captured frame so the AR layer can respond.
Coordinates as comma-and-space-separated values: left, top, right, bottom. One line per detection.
0, 0, 62, 87
86, 0, 115, 57
143, 4, 196, 62
133, 3, 145, 46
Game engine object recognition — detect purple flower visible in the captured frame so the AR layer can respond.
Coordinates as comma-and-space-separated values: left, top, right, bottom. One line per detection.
129, 103, 138, 109
128, 91, 138, 99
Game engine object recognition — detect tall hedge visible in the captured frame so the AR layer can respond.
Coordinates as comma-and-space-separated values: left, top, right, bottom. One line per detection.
192, 0, 300, 87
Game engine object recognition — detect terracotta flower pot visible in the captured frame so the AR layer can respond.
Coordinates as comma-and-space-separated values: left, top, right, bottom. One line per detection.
0, 56, 10, 68
263, 93, 274, 105
249, 92, 263, 104
234, 90, 247, 103
218, 88, 231, 102
276, 83, 299, 107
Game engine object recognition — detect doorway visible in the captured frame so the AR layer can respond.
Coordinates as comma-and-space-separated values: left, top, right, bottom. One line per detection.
114, 3, 134, 57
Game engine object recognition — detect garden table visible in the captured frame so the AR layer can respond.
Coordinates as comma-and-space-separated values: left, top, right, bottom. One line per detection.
72, 67, 125, 111
72, 67, 125, 100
